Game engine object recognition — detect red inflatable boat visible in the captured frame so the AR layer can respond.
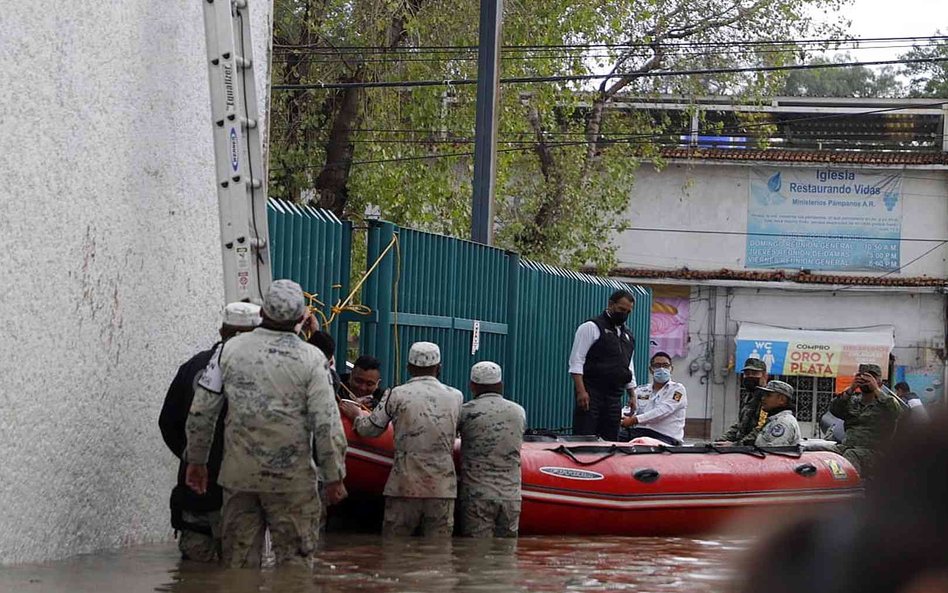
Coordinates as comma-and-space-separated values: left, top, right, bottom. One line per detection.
341, 417, 862, 536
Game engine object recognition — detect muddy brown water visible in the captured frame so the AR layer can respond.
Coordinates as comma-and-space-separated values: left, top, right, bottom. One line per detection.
0, 534, 751, 593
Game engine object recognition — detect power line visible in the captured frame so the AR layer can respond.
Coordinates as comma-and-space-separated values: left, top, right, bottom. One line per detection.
272, 44, 942, 66
270, 99, 948, 169
269, 98, 948, 142
612, 227, 947, 243
273, 39, 948, 67
272, 56, 948, 91
267, 130, 948, 148
272, 35, 948, 53
273, 42, 942, 57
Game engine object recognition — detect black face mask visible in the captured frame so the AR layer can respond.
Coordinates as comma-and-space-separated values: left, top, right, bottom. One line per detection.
742, 378, 761, 392
607, 310, 630, 325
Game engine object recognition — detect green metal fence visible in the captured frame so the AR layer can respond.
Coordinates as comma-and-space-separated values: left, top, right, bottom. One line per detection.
512, 260, 651, 431
360, 220, 652, 430
267, 199, 352, 364
267, 205, 652, 430
360, 221, 513, 391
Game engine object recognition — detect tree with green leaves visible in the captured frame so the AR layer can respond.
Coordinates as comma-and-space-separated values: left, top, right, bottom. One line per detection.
900, 34, 948, 98
781, 53, 902, 97
269, 0, 848, 269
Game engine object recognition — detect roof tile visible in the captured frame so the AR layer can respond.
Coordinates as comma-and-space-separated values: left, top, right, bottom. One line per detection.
595, 266, 947, 288
658, 148, 948, 165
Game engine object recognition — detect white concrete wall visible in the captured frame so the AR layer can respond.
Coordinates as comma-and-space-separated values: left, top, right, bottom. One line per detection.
617, 162, 948, 278
0, 1, 272, 564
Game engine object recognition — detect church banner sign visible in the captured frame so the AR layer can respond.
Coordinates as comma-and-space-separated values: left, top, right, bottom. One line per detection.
734, 323, 894, 379
745, 167, 903, 271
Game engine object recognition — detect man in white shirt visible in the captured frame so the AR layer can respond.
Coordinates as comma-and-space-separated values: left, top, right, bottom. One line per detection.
569, 289, 637, 441
619, 351, 686, 445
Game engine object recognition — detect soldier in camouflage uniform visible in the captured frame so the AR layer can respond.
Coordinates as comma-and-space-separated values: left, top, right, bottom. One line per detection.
829, 363, 902, 479
185, 280, 348, 567
457, 361, 526, 538
717, 358, 769, 445
340, 342, 463, 537
755, 380, 801, 448
159, 302, 261, 562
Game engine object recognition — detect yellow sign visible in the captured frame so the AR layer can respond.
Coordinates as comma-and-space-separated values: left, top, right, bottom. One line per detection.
785, 341, 841, 377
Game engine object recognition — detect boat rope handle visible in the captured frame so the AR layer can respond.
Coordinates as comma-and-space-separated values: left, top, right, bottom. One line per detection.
756, 445, 804, 459
709, 444, 767, 459
551, 445, 622, 466
548, 443, 806, 461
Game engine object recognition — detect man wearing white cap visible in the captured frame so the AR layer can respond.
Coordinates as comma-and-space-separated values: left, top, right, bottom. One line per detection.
185, 280, 349, 567
458, 361, 526, 538
159, 301, 260, 562
340, 341, 464, 536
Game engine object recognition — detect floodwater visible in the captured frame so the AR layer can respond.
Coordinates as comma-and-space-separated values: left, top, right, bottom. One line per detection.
0, 534, 750, 593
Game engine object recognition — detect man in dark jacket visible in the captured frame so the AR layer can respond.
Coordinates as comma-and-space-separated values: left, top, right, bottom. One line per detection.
569, 289, 637, 441
830, 363, 903, 479
717, 358, 769, 445
158, 302, 261, 561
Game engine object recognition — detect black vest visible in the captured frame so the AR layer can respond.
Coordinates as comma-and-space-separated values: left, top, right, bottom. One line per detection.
159, 346, 227, 533
582, 313, 635, 391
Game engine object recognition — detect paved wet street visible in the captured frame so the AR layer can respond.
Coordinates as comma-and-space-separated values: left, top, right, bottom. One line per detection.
0, 534, 749, 593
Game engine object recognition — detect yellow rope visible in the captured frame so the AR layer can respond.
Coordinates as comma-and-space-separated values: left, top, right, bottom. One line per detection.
326, 234, 399, 327
300, 233, 402, 374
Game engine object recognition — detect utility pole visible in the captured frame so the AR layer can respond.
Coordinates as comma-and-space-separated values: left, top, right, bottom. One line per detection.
470, 0, 503, 245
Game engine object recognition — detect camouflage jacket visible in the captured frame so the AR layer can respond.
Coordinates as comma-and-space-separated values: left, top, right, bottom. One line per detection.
458, 393, 526, 501
185, 328, 347, 492
719, 390, 766, 445
829, 390, 902, 451
354, 375, 463, 498
755, 409, 801, 448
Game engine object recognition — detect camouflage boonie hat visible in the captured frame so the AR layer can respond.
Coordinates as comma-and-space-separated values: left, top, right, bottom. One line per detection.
262, 279, 305, 323
471, 361, 502, 384
742, 358, 767, 373
758, 380, 795, 403
408, 341, 441, 367
857, 363, 883, 378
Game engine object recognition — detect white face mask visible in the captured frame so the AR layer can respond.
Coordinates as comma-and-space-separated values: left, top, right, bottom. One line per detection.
652, 367, 671, 383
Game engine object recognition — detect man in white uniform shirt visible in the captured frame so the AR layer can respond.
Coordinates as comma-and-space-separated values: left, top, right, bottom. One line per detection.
619, 351, 687, 445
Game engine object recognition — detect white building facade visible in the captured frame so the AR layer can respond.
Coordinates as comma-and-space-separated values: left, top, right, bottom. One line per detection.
0, 2, 273, 563
610, 99, 948, 438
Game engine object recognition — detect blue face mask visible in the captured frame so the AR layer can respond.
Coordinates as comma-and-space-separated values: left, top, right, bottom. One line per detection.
652, 367, 671, 383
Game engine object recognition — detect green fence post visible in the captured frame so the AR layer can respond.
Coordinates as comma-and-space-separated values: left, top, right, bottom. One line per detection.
505, 251, 521, 403
334, 219, 353, 365
374, 222, 396, 386
362, 221, 381, 362
270, 200, 286, 280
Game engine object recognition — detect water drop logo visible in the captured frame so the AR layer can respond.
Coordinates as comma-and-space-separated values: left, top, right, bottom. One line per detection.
883, 192, 898, 211
756, 171, 786, 206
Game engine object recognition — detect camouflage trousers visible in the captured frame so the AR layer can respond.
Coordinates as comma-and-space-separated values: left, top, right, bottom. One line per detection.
840, 446, 879, 480
383, 497, 455, 537
459, 498, 521, 538
177, 510, 221, 562
221, 488, 321, 568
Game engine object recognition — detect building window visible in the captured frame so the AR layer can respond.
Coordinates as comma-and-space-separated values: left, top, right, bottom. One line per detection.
739, 375, 837, 430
